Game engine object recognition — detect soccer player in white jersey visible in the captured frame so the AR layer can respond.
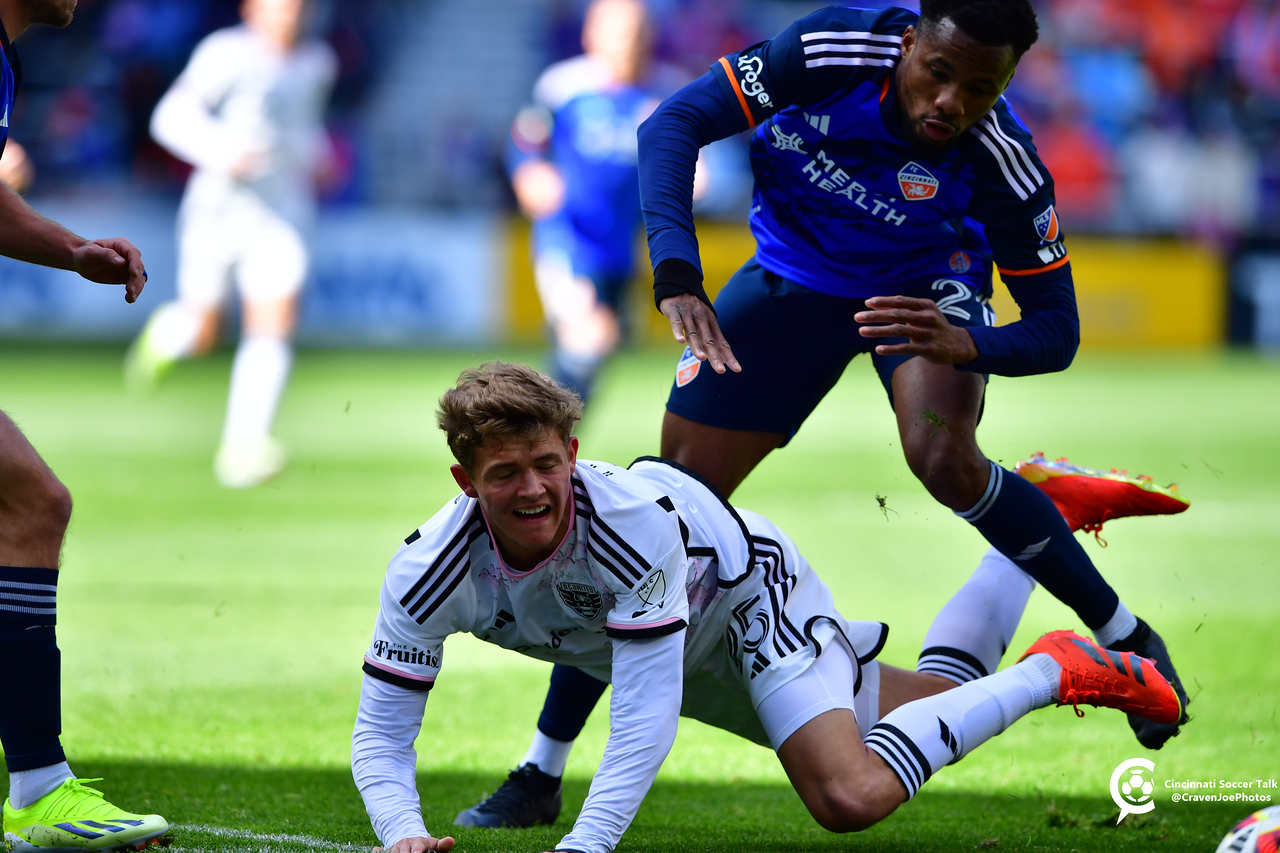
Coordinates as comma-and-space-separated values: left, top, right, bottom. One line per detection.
125, 0, 337, 488
0, 0, 169, 849
350, 362, 1181, 853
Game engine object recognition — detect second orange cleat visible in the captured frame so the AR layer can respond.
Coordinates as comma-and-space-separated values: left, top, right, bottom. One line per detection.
1019, 630, 1184, 726
1013, 453, 1190, 541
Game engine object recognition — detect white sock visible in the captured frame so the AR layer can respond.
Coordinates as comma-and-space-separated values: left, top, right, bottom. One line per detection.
221, 336, 292, 447
145, 302, 202, 360
9, 762, 73, 810
865, 657, 1057, 799
520, 729, 572, 778
918, 547, 1037, 684
1092, 601, 1138, 648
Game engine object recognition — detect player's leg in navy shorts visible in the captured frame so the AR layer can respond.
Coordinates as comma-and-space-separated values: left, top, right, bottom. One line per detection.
661, 258, 874, 495
873, 276, 1188, 748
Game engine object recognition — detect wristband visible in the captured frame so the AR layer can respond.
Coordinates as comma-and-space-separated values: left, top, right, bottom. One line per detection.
653, 258, 715, 313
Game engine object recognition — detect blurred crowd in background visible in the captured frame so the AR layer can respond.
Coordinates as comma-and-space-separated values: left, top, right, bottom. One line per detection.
7, 0, 1280, 243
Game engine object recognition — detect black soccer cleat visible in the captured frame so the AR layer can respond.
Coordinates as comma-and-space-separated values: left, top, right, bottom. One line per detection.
454, 763, 562, 829
1107, 617, 1191, 749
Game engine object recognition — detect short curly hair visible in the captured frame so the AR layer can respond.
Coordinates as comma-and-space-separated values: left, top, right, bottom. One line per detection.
919, 0, 1039, 60
437, 361, 583, 471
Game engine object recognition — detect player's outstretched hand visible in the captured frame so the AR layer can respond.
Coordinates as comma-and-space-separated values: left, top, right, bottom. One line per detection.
855, 295, 978, 365
375, 836, 454, 853
659, 293, 741, 374
72, 238, 147, 303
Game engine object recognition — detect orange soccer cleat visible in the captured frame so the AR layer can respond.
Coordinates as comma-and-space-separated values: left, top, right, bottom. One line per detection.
1013, 453, 1190, 542
1018, 630, 1184, 727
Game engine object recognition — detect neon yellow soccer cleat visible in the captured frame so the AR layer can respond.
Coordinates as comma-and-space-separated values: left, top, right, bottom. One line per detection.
3, 779, 170, 853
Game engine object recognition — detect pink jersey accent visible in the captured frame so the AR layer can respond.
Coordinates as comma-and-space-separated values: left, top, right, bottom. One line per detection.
480, 500, 578, 580
606, 615, 685, 633
363, 655, 436, 683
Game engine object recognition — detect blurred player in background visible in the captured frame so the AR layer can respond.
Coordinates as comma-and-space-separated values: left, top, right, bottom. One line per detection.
0, 0, 169, 848
508, 0, 695, 406
125, 0, 336, 489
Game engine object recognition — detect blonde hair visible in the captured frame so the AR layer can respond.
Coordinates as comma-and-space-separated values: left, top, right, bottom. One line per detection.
437, 362, 583, 471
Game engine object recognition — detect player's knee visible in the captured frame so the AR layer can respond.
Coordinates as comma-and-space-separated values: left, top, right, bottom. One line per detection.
903, 438, 985, 495
34, 474, 73, 540
8, 469, 74, 550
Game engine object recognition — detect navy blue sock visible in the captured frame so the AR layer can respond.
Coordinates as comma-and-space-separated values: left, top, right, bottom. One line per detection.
551, 350, 605, 408
536, 664, 608, 742
957, 462, 1120, 630
0, 566, 66, 772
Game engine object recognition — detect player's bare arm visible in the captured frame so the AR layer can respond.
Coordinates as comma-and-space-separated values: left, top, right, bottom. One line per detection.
0, 181, 147, 302
659, 293, 741, 374
855, 295, 979, 365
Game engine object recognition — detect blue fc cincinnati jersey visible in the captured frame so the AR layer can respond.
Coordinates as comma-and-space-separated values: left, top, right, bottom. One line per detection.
700, 6, 1067, 299
512, 57, 684, 282
0, 25, 18, 157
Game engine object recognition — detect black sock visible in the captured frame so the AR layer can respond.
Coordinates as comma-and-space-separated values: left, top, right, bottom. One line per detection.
536, 664, 608, 742
957, 462, 1119, 629
0, 567, 66, 772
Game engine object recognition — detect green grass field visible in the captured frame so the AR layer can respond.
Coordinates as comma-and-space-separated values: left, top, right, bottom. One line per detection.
1, 343, 1278, 853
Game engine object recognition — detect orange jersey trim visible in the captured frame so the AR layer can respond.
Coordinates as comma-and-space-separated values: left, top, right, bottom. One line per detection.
879, 76, 891, 103
718, 56, 756, 127
998, 255, 1071, 277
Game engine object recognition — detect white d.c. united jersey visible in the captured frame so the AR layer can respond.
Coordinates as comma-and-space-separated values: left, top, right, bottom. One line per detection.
355, 457, 888, 853
364, 459, 695, 690
151, 25, 336, 226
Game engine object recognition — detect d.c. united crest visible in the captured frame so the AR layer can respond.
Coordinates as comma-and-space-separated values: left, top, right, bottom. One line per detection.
557, 581, 603, 619
897, 162, 939, 201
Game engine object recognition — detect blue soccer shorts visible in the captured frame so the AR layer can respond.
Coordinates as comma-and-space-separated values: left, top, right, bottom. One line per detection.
665, 258, 995, 443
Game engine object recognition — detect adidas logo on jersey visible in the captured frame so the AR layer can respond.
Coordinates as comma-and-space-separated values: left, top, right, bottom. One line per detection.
803, 112, 830, 134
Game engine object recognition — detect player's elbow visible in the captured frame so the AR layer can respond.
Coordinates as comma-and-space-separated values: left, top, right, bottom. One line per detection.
809, 788, 891, 833
1047, 319, 1080, 373
637, 109, 665, 154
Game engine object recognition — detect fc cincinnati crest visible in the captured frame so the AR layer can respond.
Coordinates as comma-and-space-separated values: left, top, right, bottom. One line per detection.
557, 581, 603, 619
897, 162, 939, 201
949, 251, 971, 274
1033, 205, 1060, 242
675, 347, 700, 387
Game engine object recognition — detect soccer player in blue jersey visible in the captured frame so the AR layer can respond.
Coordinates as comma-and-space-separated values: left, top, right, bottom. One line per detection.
508, 0, 688, 405
460, 0, 1191, 829
0, 0, 169, 848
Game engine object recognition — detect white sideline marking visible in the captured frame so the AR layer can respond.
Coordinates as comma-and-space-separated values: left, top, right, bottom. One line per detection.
177, 825, 370, 852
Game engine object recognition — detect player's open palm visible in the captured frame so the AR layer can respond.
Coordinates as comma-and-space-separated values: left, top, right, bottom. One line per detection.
376, 836, 454, 853
72, 237, 147, 303
659, 293, 741, 374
